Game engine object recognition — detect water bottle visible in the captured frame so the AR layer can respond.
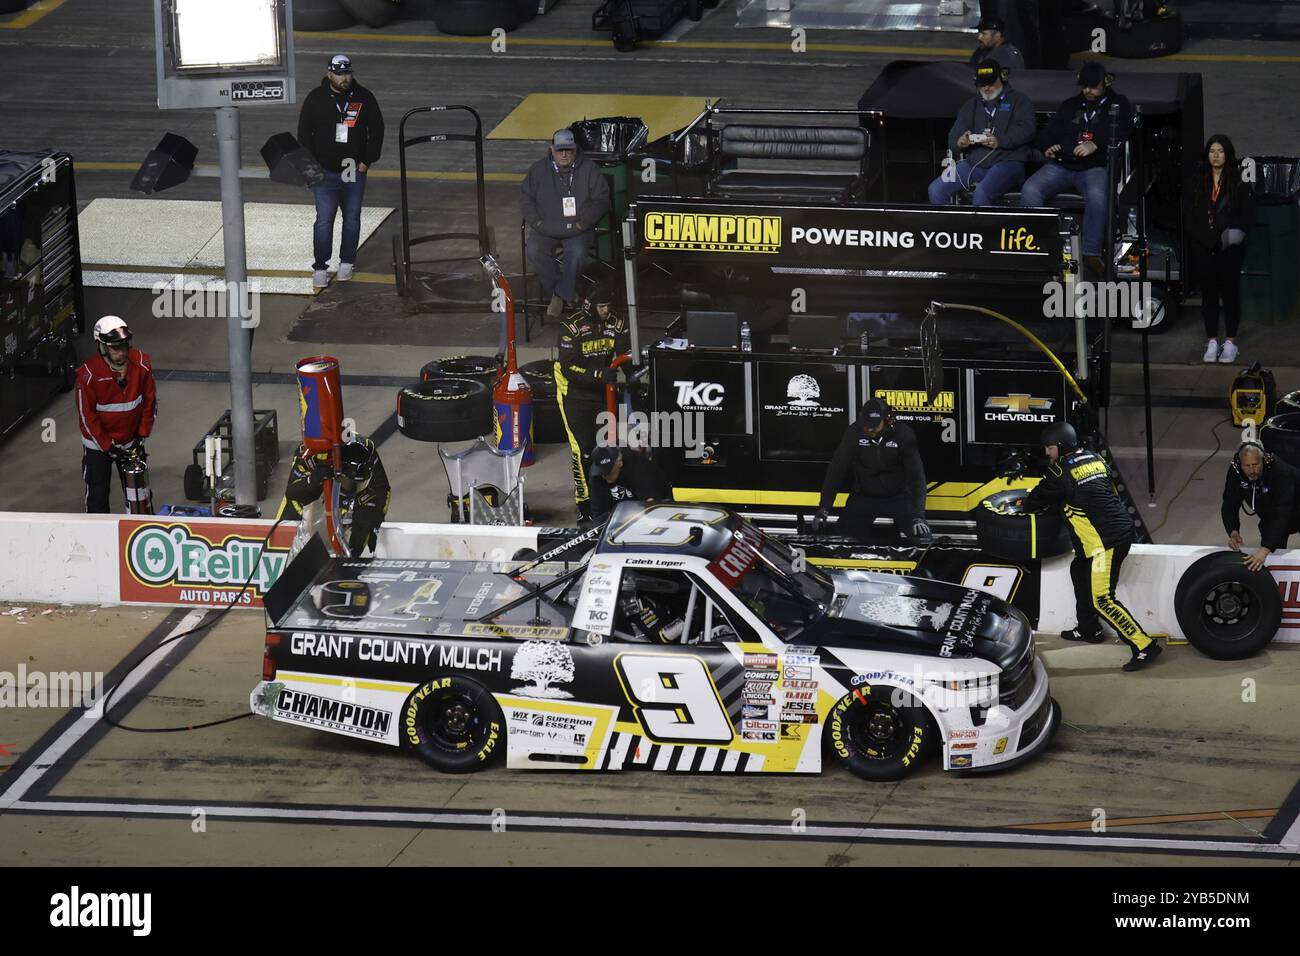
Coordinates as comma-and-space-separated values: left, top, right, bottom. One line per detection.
739, 321, 752, 352
859, 330, 869, 354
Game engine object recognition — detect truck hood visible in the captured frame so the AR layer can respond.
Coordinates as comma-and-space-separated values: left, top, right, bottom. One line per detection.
803, 570, 1030, 671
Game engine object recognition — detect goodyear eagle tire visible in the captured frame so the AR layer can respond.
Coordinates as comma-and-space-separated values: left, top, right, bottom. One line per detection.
1261, 413, 1300, 470
1273, 390, 1300, 418
397, 377, 491, 442
183, 464, 206, 501
975, 490, 1072, 561
337, 0, 400, 27
1174, 551, 1282, 660
520, 358, 565, 444
294, 0, 357, 30
402, 675, 505, 772
420, 354, 500, 389
434, 0, 518, 35
827, 685, 936, 782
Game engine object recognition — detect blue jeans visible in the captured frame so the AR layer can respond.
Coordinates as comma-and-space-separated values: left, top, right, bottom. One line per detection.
311, 170, 366, 270
526, 228, 594, 303
928, 159, 1025, 206
1020, 163, 1108, 255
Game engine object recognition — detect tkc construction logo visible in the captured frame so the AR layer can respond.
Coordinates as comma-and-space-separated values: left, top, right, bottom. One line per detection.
674, 380, 725, 411
984, 393, 1054, 423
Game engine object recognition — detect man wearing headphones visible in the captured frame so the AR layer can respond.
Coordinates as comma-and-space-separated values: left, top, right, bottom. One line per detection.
1222, 442, 1300, 571
1022, 422, 1163, 671
928, 59, 1036, 207
1020, 62, 1132, 276
815, 398, 931, 544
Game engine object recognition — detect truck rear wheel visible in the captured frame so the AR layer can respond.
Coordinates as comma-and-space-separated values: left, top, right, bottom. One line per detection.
827, 685, 936, 782
402, 675, 505, 772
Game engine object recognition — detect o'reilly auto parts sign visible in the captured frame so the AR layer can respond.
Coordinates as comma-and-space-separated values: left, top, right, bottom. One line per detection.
119, 519, 295, 608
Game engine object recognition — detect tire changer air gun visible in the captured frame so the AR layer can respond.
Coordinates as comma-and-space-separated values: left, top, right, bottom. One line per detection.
296, 356, 350, 556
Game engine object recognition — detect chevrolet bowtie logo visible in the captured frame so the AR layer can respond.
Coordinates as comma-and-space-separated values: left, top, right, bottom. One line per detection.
985, 394, 1054, 412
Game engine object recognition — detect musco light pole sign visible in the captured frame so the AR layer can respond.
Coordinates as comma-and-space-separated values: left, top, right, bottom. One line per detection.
635, 199, 1064, 274
119, 519, 296, 608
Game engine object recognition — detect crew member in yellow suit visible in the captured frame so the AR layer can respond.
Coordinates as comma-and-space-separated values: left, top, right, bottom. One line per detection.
1022, 422, 1164, 671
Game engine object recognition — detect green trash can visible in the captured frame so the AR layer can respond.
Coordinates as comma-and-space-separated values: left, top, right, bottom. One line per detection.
1241, 156, 1300, 327
569, 117, 648, 264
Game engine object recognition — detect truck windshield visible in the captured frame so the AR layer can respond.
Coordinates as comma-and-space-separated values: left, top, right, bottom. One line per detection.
716, 520, 834, 640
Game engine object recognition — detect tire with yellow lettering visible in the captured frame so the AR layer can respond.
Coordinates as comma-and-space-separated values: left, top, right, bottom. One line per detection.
826, 685, 936, 782
402, 675, 505, 773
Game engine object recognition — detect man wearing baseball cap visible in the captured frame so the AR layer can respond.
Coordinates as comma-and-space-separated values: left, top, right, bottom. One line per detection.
928, 58, 1036, 207
297, 54, 385, 289
968, 16, 1025, 72
815, 398, 931, 544
520, 127, 610, 320
587, 444, 673, 523
1020, 62, 1132, 275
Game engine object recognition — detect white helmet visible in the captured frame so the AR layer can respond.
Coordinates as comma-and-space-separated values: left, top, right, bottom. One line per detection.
93, 315, 132, 350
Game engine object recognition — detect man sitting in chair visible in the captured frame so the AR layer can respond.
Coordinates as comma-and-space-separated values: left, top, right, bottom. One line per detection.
520, 128, 611, 320
927, 59, 1036, 207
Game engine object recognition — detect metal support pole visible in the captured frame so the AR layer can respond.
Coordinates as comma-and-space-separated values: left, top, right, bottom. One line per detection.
622, 216, 641, 362
1133, 106, 1156, 502
215, 106, 258, 509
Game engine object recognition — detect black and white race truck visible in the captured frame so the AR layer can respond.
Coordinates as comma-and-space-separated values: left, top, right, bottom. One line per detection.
251, 502, 1059, 781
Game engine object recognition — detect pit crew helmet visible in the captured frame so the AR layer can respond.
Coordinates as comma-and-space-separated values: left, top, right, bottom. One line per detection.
1040, 421, 1078, 454
339, 438, 378, 493
93, 315, 132, 355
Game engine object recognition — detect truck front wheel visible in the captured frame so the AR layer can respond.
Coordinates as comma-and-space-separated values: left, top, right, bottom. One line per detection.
826, 685, 936, 782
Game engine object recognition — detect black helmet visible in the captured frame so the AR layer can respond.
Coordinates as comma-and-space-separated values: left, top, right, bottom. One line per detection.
586, 280, 615, 307
339, 439, 377, 486
1040, 421, 1078, 452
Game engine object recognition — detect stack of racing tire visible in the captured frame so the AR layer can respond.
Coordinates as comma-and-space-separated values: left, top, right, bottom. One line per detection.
296, 0, 402, 30
397, 355, 498, 442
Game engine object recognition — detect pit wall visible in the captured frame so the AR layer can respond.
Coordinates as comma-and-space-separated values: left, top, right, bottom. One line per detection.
0, 512, 1295, 643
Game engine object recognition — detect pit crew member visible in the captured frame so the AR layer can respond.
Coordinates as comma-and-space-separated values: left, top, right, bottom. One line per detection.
1221, 440, 1300, 571
276, 436, 391, 555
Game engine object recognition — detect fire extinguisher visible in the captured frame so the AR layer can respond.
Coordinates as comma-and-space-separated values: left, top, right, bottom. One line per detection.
481, 255, 534, 465
117, 444, 154, 515
296, 356, 349, 555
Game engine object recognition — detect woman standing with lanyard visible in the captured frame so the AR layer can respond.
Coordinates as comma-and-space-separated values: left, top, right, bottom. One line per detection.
1186, 135, 1254, 364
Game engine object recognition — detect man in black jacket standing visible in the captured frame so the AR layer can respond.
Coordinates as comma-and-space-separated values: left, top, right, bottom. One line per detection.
928, 60, 1037, 206
1020, 62, 1132, 276
1022, 422, 1163, 671
521, 129, 611, 319
297, 54, 385, 290
816, 398, 931, 544
588, 446, 673, 522
1222, 441, 1300, 571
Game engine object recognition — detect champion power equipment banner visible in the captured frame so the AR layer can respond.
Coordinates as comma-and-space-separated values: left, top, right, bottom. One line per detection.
119, 519, 296, 608
635, 199, 1064, 274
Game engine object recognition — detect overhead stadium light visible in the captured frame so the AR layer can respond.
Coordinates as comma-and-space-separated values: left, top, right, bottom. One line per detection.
171, 0, 282, 72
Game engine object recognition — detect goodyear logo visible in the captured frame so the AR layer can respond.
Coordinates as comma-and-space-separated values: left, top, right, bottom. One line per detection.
643, 212, 781, 254
875, 389, 955, 414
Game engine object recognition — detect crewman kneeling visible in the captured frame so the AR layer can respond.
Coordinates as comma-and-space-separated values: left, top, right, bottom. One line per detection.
277, 436, 390, 555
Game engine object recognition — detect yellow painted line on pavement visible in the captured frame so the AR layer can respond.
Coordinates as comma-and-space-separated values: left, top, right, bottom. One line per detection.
75, 161, 523, 183
1008, 808, 1278, 831
0, 0, 66, 30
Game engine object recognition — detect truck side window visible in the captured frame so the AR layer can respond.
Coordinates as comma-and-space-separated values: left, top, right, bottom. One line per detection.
610, 569, 752, 645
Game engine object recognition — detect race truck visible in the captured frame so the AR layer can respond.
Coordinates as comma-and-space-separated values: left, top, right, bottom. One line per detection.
251, 502, 1059, 781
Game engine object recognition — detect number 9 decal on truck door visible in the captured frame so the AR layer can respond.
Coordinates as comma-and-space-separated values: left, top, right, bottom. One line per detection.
614, 653, 734, 744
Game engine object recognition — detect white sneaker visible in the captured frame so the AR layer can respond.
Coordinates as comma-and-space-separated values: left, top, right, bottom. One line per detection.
337, 262, 354, 281
1218, 340, 1239, 364
313, 269, 329, 289
1202, 339, 1219, 363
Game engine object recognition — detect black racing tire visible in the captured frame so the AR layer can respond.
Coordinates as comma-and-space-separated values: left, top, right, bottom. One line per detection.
511, 547, 537, 561
516, 0, 537, 23
520, 358, 565, 444
293, 0, 357, 31
1273, 390, 1300, 418
1174, 551, 1282, 660
337, 0, 400, 27
434, 0, 519, 35
1261, 413, 1300, 470
397, 377, 492, 442
826, 685, 936, 782
402, 675, 505, 772
975, 490, 1072, 561
420, 354, 500, 388
183, 464, 206, 501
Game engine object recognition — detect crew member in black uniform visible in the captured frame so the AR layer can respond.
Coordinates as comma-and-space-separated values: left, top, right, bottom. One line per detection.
1021, 422, 1163, 671
554, 281, 629, 521
816, 398, 931, 544
1221, 441, 1300, 571
276, 436, 391, 555
587, 445, 673, 522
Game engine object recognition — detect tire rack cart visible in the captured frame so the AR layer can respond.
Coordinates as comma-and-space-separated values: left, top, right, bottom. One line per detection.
183, 409, 280, 502
391, 106, 492, 312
